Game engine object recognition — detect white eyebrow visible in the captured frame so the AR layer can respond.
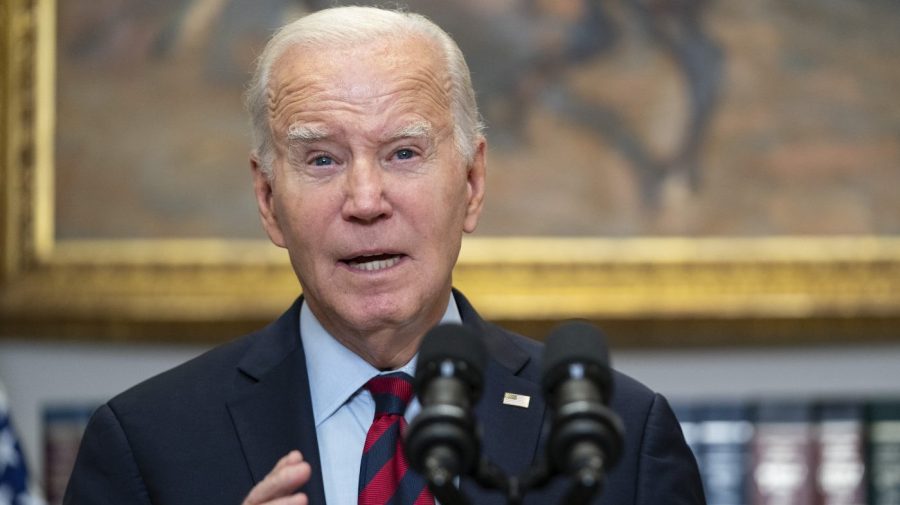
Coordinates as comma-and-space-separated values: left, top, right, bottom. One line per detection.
286, 124, 330, 142
385, 120, 434, 141
285, 121, 434, 143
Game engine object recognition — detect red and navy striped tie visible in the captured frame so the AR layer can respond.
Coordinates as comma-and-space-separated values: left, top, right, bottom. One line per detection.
358, 372, 435, 505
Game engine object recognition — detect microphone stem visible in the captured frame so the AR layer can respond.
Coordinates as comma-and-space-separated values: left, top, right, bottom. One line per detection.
506, 476, 523, 505
562, 470, 603, 505
562, 458, 605, 505
425, 468, 471, 505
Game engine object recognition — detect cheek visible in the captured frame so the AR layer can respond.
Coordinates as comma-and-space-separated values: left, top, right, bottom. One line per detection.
409, 173, 470, 233
272, 186, 326, 245
441, 172, 472, 219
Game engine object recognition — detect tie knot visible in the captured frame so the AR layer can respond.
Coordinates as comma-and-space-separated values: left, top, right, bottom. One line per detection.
365, 372, 415, 416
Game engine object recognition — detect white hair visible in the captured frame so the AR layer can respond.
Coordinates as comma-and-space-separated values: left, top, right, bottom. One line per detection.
245, 6, 484, 178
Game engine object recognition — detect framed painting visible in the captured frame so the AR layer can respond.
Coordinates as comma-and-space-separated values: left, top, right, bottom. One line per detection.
2, 0, 899, 345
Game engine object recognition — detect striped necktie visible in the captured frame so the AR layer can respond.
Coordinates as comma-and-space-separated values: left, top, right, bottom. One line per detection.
358, 372, 435, 505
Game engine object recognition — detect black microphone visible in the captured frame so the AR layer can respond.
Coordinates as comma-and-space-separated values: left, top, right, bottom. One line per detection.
541, 321, 624, 498
405, 324, 487, 489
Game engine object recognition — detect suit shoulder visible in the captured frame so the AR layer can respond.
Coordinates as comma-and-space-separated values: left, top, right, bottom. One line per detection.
110, 297, 304, 410
493, 323, 544, 357
611, 369, 655, 401
482, 320, 658, 404
107, 329, 263, 414
480, 320, 544, 380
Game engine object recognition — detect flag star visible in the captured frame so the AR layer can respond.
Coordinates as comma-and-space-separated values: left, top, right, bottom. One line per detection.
0, 430, 20, 474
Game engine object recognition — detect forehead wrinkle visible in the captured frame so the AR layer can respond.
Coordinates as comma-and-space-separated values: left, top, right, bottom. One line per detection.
266, 40, 455, 142
267, 78, 318, 119
328, 75, 448, 113
394, 68, 453, 111
271, 95, 363, 145
328, 53, 453, 113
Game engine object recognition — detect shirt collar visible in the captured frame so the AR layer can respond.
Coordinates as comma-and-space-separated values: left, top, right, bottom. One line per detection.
300, 293, 463, 427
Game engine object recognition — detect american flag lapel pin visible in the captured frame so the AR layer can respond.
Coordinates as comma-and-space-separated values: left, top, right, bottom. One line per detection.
502, 392, 531, 408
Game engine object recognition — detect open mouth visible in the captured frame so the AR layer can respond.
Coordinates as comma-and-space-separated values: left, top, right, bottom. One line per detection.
342, 253, 405, 272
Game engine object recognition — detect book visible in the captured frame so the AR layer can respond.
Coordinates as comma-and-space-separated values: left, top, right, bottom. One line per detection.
750, 400, 816, 505
696, 402, 754, 505
868, 400, 900, 505
816, 401, 866, 505
43, 404, 97, 505
670, 397, 900, 505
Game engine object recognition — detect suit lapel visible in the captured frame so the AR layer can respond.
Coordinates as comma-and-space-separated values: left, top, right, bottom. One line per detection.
226, 298, 327, 504
455, 291, 547, 503
474, 363, 546, 474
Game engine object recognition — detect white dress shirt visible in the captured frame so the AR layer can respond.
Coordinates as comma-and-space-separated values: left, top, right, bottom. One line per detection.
300, 295, 462, 505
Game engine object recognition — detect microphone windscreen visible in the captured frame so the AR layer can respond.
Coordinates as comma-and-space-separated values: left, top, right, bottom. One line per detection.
541, 321, 612, 398
415, 324, 487, 393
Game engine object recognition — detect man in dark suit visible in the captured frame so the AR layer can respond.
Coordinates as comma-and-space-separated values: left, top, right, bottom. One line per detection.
65, 6, 704, 505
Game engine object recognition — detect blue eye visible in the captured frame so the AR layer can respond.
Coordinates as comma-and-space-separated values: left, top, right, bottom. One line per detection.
395, 149, 415, 160
312, 155, 334, 166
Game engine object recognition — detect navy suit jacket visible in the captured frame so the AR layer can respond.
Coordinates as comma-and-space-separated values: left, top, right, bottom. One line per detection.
64, 292, 705, 505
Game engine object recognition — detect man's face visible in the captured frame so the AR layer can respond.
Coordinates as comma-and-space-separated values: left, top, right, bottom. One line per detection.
253, 35, 486, 340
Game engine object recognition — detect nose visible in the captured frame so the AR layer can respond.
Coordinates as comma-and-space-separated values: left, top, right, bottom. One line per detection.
341, 158, 392, 223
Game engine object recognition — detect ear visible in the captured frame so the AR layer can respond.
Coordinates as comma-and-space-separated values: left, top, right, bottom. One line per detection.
462, 138, 487, 234
251, 155, 287, 248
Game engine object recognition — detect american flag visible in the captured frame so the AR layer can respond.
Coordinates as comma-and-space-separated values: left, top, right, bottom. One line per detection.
0, 386, 44, 505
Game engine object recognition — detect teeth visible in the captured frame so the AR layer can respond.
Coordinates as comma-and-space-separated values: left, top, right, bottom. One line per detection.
348, 255, 401, 272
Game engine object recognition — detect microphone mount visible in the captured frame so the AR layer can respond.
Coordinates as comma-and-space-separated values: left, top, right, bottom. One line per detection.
406, 321, 624, 505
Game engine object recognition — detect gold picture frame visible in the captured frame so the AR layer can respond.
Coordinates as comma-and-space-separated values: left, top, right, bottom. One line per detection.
3, 0, 899, 346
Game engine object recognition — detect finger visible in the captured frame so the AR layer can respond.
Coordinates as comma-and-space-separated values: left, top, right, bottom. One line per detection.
272, 450, 304, 472
244, 462, 310, 504
248, 493, 308, 505
242, 461, 311, 505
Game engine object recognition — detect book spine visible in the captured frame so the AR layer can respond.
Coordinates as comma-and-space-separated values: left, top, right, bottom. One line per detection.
750, 401, 816, 505
869, 401, 900, 505
43, 404, 97, 505
698, 403, 754, 505
815, 402, 866, 505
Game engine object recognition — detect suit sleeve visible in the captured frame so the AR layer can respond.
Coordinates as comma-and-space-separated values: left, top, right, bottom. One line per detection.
63, 403, 153, 505
634, 394, 706, 505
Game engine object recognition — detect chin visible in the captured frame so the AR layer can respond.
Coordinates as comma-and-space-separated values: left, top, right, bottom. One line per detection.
344, 292, 429, 332
339, 295, 408, 325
